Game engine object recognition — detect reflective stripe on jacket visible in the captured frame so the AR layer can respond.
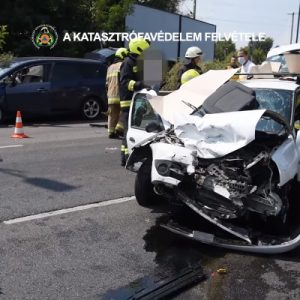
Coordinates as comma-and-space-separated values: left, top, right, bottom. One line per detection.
106, 61, 122, 105
119, 54, 140, 109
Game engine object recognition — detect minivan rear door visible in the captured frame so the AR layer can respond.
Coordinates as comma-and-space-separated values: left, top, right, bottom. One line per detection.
49, 62, 88, 112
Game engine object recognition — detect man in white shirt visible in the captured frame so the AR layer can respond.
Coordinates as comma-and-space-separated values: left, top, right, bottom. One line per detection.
238, 49, 255, 76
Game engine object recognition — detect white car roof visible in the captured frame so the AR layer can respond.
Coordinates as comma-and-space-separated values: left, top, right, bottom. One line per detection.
267, 43, 300, 58
241, 78, 299, 92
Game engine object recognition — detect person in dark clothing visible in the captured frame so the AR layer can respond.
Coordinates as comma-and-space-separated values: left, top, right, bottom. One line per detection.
119, 38, 150, 166
227, 55, 239, 69
177, 46, 203, 89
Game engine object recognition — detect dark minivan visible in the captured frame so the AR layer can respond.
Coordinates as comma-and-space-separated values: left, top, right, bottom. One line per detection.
0, 57, 107, 122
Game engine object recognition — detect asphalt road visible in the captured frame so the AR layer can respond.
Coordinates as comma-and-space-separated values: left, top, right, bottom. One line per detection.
0, 118, 299, 300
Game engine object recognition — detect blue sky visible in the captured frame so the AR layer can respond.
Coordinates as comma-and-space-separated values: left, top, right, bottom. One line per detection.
180, 0, 300, 49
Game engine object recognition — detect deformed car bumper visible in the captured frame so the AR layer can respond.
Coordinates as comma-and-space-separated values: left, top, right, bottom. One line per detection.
161, 222, 300, 254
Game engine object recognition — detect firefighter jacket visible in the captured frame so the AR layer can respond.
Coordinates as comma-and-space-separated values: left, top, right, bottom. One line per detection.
106, 60, 122, 105
119, 54, 144, 109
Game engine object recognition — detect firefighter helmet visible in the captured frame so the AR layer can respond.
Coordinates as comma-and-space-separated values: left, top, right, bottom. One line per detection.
181, 69, 200, 85
115, 47, 128, 60
129, 38, 150, 55
185, 46, 203, 58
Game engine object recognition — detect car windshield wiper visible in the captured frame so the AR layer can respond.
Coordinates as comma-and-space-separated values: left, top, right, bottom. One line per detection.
181, 100, 197, 111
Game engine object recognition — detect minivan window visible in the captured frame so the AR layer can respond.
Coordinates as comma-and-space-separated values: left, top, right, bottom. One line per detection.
51, 62, 103, 82
9, 64, 50, 84
80, 63, 104, 79
51, 62, 83, 82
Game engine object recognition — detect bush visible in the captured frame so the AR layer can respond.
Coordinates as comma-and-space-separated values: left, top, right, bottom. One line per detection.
161, 61, 183, 90
0, 25, 8, 51
0, 52, 14, 67
161, 60, 229, 91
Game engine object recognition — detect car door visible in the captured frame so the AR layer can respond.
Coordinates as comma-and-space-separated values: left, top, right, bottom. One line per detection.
49, 62, 86, 112
5, 63, 52, 114
293, 91, 300, 181
127, 90, 164, 153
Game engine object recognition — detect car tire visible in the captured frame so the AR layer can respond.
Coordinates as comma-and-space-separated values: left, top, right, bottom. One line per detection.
135, 159, 158, 207
81, 97, 101, 120
0, 107, 5, 124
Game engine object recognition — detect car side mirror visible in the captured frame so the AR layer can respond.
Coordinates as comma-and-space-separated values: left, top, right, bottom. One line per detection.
145, 121, 163, 133
296, 129, 300, 148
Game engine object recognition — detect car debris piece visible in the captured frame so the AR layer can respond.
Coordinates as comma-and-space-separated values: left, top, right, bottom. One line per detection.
128, 263, 206, 300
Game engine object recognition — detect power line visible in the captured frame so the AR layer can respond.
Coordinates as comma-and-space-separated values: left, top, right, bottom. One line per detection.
202, 16, 286, 26
288, 12, 296, 43
296, 1, 300, 42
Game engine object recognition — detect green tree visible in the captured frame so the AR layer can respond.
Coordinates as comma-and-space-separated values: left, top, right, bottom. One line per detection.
0, 25, 13, 66
92, 0, 183, 33
248, 36, 273, 63
0, 25, 8, 51
0, 0, 99, 57
138, 0, 182, 13
214, 39, 236, 61
92, 0, 134, 32
252, 48, 266, 64
0, 0, 184, 57
249, 37, 273, 54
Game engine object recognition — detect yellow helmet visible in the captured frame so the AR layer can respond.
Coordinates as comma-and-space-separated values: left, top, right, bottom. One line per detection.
181, 69, 200, 85
129, 38, 150, 55
115, 47, 128, 60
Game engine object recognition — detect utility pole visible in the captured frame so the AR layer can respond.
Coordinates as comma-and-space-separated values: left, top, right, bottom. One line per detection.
193, 0, 197, 19
296, 0, 300, 42
288, 12, 295, 44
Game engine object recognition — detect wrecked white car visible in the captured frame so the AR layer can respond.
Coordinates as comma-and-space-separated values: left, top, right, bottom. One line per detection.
126, 70, 300, 254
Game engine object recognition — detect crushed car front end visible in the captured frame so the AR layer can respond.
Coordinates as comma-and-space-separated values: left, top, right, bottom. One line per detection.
126, 78, 300, 254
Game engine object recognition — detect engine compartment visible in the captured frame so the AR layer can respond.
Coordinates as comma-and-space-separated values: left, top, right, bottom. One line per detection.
152, 130, 290, 223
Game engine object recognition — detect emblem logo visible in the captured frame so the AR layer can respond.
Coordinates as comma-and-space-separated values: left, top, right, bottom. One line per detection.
31, 24, 58, 49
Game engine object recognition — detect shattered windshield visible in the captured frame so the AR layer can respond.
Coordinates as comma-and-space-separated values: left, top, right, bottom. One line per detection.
255, 88, 293, 133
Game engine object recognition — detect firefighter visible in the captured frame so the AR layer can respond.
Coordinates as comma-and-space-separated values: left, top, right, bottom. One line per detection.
119, 38, 150, 166
106, 47, 128, 138
177, 46, 203, 89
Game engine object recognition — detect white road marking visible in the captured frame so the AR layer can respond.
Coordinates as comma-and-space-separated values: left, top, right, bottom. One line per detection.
105, 147, 119, 151
3, 196, 135, 225
0, 145, 24, 149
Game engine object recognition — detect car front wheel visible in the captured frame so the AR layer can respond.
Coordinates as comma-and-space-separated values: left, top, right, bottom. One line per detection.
135, 159, 158, 207
81, 98, 101, 120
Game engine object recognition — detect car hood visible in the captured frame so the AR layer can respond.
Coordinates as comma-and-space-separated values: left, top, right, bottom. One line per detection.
148, 68, 238, 124
173, 109, 266, 159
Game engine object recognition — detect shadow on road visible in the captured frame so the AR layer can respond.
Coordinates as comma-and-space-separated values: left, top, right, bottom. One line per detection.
0, 114, 107, 128
102, 204, 227, 299
0, 167, 79, 192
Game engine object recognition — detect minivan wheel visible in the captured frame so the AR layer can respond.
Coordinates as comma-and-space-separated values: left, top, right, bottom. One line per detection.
81, 98, 101, 120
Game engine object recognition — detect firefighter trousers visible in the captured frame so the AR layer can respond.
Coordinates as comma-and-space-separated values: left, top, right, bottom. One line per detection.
108, 104, 123, 135
120, 108, 129, 166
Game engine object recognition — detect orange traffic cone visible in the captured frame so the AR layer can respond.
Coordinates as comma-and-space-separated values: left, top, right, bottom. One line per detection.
11, 111, 29, 139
